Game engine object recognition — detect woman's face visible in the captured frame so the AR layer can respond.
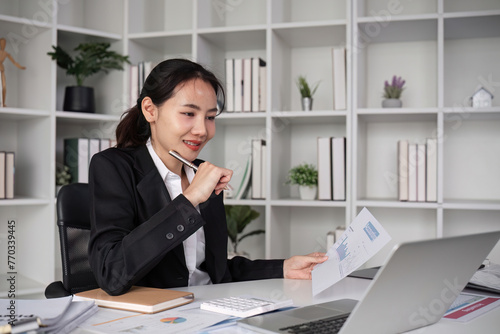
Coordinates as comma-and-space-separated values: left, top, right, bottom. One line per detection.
144, 78, 218, 168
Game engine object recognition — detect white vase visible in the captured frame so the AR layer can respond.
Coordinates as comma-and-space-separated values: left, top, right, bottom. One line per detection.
382, 98, 402, 108
299, 185, 317, 200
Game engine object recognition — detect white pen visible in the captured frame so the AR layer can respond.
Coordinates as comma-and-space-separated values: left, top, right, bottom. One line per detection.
168, 150, 233, 191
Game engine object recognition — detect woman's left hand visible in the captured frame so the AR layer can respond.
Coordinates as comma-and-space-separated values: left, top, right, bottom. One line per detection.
283, 252, 328, 279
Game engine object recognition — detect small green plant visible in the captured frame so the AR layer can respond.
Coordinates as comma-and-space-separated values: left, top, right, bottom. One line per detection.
56, 165, 71, 186
47, 42, 130, 86
383, 75, 406, 99
296, 75, 320, 98
286, 163, 318, 187
225, 205, 264, 254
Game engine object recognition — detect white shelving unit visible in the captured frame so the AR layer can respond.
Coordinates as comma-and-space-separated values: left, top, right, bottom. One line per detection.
0, 0, 499, 297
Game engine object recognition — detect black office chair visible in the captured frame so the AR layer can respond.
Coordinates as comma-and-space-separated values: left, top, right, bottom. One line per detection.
45, 183, 99, 298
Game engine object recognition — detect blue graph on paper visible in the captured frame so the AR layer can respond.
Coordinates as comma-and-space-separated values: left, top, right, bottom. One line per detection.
336, 238, 350, 261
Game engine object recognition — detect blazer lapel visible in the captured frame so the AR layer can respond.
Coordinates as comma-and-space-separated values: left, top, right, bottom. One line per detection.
132, 145, 186, 266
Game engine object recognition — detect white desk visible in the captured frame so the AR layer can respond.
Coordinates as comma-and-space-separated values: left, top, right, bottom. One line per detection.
76, 278, 499, 333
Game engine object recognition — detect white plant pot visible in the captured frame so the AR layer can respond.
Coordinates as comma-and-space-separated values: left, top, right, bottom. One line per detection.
299, 185, 317, 200
382, 98, 402, 108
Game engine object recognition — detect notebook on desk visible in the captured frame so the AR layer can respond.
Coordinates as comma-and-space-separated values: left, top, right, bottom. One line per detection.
237, 231, 500, 334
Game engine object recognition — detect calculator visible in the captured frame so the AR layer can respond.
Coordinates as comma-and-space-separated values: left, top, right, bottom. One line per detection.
200, 295, 294, 318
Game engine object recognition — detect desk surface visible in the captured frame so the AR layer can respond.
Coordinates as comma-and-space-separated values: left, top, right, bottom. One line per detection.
76, 277, 499, 333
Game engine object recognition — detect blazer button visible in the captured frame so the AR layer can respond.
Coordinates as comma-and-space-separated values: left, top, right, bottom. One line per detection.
177, 225, 185, 232
166, 233, 174, 240
188, 217, 196, 225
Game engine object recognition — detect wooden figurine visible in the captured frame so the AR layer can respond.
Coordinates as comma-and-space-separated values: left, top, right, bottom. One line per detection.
0, 37, 26, 107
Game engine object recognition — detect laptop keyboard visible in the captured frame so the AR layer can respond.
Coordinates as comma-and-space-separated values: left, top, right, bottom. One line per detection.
279, 314, 349, 333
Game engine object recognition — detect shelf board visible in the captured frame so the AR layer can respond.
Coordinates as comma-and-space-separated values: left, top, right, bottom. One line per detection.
442, 107, 500, 121
56, 111, 121, 124
0, 14, 53, 29
357, 13, 438, 23
271, 110, 347, 125
443, 10, 500, 20
0, 274, 46, 298
198, 28, 266, 51
443, 200, 500, 211
356, 199, 439, 209
57, 24, 122, 40
224, 198, 266, 206
270, 199, 346, 207
0, 108, 50, 120
356, 109, 438, 122
0, 197, 50, 206
128, 30, 193, 39
272, 24, 347, 48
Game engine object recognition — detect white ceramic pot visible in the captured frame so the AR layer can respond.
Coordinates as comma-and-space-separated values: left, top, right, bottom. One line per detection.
299, 185, 317, 200
382, 98, 402, 108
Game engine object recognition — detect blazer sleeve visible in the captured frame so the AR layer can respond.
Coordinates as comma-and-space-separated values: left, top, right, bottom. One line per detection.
88, 149, 205, 296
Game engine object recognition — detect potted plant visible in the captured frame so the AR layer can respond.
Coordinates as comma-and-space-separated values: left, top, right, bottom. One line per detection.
47, 42, 130, 113
382, 75, 405, 108
296, 75, 320, 111
225, 205, 264, 258
286, 163, 318, 200
55, 164, 71, 196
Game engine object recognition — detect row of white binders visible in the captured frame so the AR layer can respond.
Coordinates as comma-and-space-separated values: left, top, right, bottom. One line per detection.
64, 138, 115, 184
398, 139, 437, 202
225, 57, 267, 113
0, 152, 15, 199
129, 61, 155, 107
229, 139, 267, 200
317, 137, 346, 201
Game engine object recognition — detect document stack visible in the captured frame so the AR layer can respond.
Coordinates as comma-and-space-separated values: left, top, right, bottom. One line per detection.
0, 296, 97, 334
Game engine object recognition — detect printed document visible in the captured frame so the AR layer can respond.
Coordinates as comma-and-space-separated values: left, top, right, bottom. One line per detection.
444, 292, 500, 322
312, 207, 391, 295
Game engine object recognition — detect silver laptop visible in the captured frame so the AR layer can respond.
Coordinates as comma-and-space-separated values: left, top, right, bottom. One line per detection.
238, 231, 500, 334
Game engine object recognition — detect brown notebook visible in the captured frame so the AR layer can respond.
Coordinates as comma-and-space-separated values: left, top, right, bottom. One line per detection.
74, 286, 194, 314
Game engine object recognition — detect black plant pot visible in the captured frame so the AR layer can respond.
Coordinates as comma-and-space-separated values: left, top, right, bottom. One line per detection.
63, 86, 95, 113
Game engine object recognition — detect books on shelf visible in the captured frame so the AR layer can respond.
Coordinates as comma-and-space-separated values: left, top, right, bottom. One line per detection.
398, 139, 437, 202
225, 57, 266, 112
0, 151, 15, 199
130, 61, 155, 107
251, 139, 266, 199
64, 138, 113, 184
331, 47, 347, 110
317, 136, 346, 201
74, 286, 194, 314
232, 154, 252, 200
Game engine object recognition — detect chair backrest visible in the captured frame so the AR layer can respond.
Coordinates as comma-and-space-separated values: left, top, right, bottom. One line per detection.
57, 183, 99, 294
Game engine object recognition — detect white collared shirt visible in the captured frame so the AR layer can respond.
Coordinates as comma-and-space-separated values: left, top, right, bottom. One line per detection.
146, 140, 211, 286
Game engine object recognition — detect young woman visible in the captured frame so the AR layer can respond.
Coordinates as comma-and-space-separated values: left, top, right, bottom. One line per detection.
88, 58, 327, 296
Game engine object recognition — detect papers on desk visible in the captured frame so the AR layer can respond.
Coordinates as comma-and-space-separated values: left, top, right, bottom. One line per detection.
78, 304, 230, 334
469, 263, 500, 293
0, 296, 98, 333
312, 207, 391, 295
444, 292, 500, 322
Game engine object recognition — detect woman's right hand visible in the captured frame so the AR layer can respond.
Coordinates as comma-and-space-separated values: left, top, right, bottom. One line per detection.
183, 162, 233, 206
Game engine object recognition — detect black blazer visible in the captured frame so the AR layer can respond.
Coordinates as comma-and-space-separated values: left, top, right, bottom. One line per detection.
88, 145, 283, 295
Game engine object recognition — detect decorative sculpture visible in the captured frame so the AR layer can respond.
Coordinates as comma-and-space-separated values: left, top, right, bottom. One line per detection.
0, 38, 26, 107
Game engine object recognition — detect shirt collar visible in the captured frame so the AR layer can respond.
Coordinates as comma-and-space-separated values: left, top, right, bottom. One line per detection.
146, 139, 195, 183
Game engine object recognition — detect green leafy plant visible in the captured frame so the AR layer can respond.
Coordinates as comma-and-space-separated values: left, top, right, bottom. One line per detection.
383, 75, 406, 99
296, 75, 320, 98
56, 165, 71, 186
286, 163, 318, 187
225, 205, 264, 254
47, 42, 130, 86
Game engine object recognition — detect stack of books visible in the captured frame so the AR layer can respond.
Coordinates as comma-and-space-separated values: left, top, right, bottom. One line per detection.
229, 138, 267, 200
317, 137, 346, 201
398, 138, 437, 202
64, 138, 115, 183
0, 151, 14, 199
225, 57, 266, 113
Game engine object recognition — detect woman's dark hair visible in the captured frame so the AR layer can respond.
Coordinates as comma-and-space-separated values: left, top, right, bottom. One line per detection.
115, 58, 225, 148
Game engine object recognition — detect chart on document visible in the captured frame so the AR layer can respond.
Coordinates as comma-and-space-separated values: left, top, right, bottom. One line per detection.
312, 207, 391, 295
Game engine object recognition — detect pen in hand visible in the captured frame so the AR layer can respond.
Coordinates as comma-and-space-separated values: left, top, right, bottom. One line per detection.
168, 150, 232, 191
